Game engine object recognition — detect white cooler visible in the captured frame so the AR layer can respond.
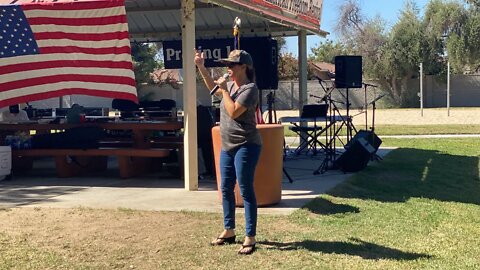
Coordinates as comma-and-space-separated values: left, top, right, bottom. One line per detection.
0, 146, 11, 181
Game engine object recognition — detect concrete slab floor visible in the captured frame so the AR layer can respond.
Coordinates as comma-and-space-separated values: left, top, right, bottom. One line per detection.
0, 148, 393, 215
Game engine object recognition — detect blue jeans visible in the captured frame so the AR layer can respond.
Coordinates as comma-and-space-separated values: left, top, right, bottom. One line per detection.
220, 144, 262, 237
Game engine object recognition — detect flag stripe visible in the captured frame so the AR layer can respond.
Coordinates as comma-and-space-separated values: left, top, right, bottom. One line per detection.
27, 15, 127, 26
256, 107, 264, 124
0, 60, 133, 76
1, 52, 133, 66
3, 82, 137, 100
31, 23, 127, 34
39, 45, 132, 55
1, 74, 135, 93
21, 0, 125, 11
23, 6, 125, 19
0, 89, 136, 109
2, 66, 134, 83
34, 31, 130, 41
36, 38, 130, 49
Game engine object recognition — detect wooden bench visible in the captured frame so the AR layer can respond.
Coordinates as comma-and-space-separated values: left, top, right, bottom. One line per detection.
98, 136, 184, 174
13, 148, 170, 179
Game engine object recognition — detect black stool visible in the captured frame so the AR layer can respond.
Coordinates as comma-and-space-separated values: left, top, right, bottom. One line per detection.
289, 125, 324, 155
288, 104, 328, 155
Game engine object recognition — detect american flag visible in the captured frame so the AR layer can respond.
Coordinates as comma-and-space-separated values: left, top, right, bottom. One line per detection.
0, 0, 137, 107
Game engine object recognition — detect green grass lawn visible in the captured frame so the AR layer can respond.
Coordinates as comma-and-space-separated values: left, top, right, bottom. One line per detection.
293, 137, 480, 269
284, 124, 480, 137
0, 138, 479, 269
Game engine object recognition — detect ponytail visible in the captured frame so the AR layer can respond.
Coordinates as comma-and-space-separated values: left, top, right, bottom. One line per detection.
246, 65, 256, 83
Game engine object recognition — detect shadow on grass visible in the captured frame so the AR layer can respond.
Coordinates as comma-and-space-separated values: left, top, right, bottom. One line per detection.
328, 148, 480, 204
260, 238, 431, 260
301, 197, 360, 215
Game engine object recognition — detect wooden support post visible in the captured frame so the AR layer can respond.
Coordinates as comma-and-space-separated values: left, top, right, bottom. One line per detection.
181, 0, 198, 190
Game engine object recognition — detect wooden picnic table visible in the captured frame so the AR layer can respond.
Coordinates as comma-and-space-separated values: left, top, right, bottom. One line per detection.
0, 120, 184, 178
0, 120, 183, 148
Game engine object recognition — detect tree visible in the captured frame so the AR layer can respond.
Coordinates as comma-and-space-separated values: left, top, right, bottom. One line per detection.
464, 0, 480, 10
309, 39, 348, 63
130, 43, 163, 88
274, 37, 287, 53
311, 0, 478, 107
423, 0, 467, 74
334, 0, 414, 105
278, 52, 299, 80
274, 37, 295, 80
354, 15, 389, 85
447, 2, 480, 72
382, 1, 424, 106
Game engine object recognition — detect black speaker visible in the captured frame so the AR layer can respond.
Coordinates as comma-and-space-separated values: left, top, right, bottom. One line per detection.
335, 55, 362, 88
334, 138, 375, 172
243, 38, 278, 90
346, 130, 382, 152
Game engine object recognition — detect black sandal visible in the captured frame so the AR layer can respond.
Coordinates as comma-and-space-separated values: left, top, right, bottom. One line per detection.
238, 243, 256, 255
211, 235, 236, 246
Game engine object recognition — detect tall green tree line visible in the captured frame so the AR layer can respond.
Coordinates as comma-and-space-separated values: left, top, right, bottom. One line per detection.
307, 0, 479, 107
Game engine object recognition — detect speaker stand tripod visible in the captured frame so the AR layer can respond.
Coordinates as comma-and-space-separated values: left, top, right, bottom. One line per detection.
283, 167, 293, 183
344, 87, 358, 143
367, 85, 384, 161
312, 81, 347, 175
282, 138, 294, 183
266, 91, 277, 124
267, 90, 293, 183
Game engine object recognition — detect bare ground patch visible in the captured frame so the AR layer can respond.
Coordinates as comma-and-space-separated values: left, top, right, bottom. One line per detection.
275, 108, 480, 125
0, 207, 309, 269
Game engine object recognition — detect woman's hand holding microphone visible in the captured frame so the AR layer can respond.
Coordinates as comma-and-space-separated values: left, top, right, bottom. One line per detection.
194, 48, 229, 95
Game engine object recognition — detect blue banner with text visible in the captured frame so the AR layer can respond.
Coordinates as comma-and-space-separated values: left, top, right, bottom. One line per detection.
163, 37, 274, 69
163, 37, 278, 89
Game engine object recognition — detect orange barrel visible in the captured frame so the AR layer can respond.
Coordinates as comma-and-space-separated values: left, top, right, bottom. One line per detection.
211, 124, 284, 206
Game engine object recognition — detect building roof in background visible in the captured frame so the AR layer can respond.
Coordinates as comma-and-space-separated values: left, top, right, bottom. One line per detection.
309, 62, 335, 80
309, 62, 335, 73
150, 69, 182, 89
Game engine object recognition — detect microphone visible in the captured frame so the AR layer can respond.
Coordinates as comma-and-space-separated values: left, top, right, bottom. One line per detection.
210, 73, 229, 95
233, 17, 241, 28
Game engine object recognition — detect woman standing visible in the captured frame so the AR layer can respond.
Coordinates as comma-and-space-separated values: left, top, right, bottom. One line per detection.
194, 49, 262, 255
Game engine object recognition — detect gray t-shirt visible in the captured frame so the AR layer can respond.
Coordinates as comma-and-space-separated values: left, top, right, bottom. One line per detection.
220, 81, 262, 152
